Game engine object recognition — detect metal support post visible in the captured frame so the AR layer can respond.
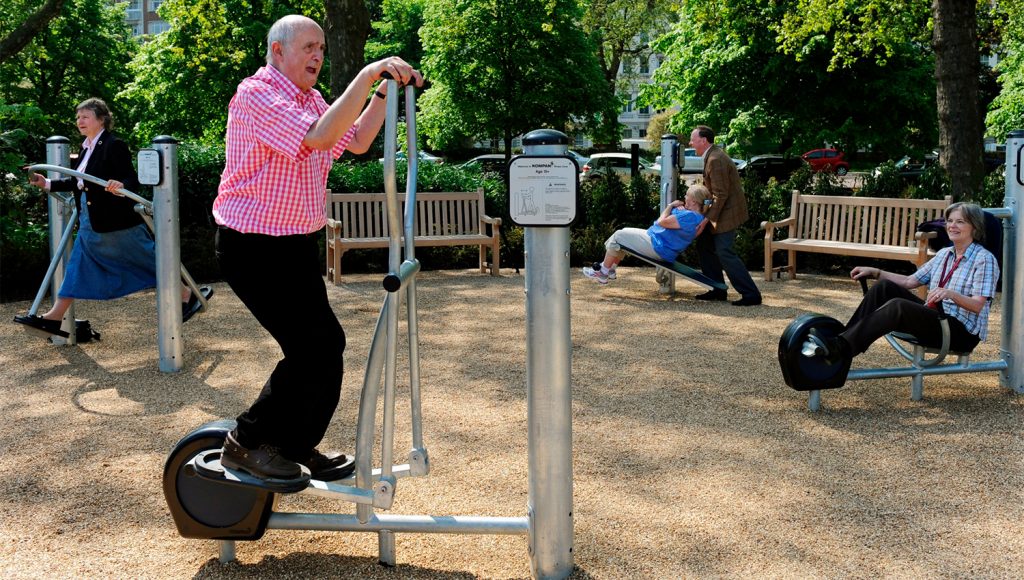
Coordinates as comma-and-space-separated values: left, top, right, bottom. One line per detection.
658, 135, 680, 295
151, 136, 183, 372
45, 136, 76, 344
521, 129, 574, 580
1002, 131, 1024, 392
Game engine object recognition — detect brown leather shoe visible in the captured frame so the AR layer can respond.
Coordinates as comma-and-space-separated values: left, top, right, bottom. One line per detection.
220, 432, 302, 480
290, 449, 355, 481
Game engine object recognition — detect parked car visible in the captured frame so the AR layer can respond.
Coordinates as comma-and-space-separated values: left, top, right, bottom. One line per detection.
801, 148, 850, 175
378, 150, 444, 164
579, 152, 655, 182
458, 153, 508, 174
652, 148, 705, 174
872, 153, 937, 182
738, 155, 806, 182
566, 150, 590, 170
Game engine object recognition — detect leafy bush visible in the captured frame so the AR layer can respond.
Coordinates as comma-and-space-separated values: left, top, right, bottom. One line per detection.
0, 104, 50, 302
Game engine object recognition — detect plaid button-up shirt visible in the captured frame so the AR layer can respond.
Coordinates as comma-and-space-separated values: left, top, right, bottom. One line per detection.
213, 65, 355, 235
914, 242, 1000, 340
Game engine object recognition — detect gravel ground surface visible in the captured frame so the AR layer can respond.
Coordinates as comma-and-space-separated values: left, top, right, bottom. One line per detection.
1, 267, 1021, 579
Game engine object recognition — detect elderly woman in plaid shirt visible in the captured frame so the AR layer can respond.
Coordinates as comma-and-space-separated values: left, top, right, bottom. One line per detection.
814, 202, 1000, 363
211, 14, 422, 483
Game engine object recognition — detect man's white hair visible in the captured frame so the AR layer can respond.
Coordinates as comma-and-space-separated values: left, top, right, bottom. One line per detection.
265, 15, 320, 65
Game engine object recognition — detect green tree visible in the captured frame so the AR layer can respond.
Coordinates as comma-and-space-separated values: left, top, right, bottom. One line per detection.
0, 0, 66, 62
418, 0, 614, 153
121, 0, 324, 144
987, 0, 1024, 139
0, 0, 136, 138
645, 0, 936, 159
365, 0, 426, 68
776, 0, 989, 198
581, 0, 678, 148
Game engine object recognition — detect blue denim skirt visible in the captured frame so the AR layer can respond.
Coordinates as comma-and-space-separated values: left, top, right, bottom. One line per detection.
59, 194, 157, 300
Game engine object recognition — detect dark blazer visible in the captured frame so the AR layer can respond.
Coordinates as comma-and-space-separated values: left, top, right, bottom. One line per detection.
50, 131, 143, 233
702, 145, 748, 234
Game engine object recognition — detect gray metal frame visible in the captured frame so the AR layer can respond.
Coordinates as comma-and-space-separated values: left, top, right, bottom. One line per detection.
29, 136, 204, 372
806, 131, 1024, 411
657, 134, 680, 295
214, 84, 574, 579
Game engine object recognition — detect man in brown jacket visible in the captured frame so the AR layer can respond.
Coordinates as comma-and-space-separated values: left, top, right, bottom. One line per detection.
689, 125, 762, 306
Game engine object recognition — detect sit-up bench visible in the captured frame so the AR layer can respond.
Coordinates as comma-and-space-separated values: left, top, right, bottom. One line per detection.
617, 244, 727, 291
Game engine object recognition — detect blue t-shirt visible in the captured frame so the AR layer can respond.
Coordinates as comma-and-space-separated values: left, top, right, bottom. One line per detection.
648, 208, 705, 262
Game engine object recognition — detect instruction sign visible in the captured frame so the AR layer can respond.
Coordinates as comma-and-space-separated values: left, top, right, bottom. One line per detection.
508, 155, 578, 227
137, 149, 161, 186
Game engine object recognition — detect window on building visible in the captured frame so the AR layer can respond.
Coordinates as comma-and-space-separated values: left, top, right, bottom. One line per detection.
147, 20, 170, 34
639, 105, 650, 116
639, 129, 647, 138
622, 128, 633, 139
639, 57, 650, 75
150, 0, 164, 11
126, 0, 142, 21
624, 98, 634, 113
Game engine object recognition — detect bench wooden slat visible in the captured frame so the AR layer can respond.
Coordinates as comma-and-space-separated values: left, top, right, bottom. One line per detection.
325, 189, 501, 284
761, 192, 952, 293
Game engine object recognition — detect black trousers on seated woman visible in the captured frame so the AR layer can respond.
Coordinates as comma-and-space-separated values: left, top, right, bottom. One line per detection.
840, 280, 980, 356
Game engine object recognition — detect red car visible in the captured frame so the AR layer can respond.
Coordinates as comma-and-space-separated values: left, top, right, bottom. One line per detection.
802, 148, 850, 175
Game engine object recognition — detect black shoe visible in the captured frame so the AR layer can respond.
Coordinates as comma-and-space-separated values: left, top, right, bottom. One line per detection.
220, 431, 303, 480
731, 296, 762, 306
695, 290, 727, 301
290, 449, 355, 481
13, 314, 69, 338
182, 286, 214, 323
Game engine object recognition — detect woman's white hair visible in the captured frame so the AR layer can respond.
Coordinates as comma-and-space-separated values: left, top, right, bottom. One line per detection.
265, 15, 320, 65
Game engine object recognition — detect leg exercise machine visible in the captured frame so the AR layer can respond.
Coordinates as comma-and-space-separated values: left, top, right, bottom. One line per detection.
778, 130, 1024, 411
163, 82, 575, 578
21, 136, 211, 371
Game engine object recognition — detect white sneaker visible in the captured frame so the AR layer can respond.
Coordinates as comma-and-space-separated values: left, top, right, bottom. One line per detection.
582, 266, 609, 284
592, 262, 616, 279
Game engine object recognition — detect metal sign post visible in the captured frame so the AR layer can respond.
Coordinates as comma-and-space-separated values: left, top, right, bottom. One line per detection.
1002, 131, 1024, 392
510, 129, 577, 579
151, 135, 183, 372
658, 134, 681, 295
43, 136, 77, 344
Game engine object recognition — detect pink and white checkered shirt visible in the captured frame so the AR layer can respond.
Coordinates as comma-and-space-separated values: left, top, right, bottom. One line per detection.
213, 65, 355, 235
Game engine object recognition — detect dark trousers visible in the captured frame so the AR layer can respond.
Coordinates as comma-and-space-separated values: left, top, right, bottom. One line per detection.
840, 280, 979, 356
216, 226, 346, 458
696, 228, 761, 299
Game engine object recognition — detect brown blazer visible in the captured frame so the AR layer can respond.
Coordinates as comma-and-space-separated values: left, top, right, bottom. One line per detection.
702, 145, 748, 234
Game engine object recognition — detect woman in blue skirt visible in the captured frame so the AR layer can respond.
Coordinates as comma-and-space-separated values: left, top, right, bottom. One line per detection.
15, 98, 205, 338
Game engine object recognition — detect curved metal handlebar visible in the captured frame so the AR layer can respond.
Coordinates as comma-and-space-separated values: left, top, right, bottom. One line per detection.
28, 164, 151, 209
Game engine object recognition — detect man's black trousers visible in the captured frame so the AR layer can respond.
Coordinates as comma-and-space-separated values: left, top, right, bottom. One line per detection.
216, 226, 346, 458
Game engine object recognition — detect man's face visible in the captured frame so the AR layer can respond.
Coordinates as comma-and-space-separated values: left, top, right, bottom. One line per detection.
274, 23, 325, 92
690, 129, 710, 156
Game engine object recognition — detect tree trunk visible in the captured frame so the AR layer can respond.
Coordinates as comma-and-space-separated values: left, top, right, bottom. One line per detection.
0, 0, 65, 62
932, 0, 984, 200
323, 0, 371, 100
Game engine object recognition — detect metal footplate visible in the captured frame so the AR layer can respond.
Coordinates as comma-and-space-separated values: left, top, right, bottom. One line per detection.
186, 449, 397, 509
187, 449, 311, 493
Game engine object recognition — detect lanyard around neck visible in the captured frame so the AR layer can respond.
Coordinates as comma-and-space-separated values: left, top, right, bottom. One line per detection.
937, 248, 966, 289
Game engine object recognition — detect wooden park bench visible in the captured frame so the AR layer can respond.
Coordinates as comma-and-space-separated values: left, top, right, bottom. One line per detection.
761, 192, 951, 284
325, 189, 501, 284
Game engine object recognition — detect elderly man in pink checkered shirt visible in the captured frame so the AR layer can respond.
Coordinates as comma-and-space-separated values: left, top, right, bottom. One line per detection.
212, 14, 422, 483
